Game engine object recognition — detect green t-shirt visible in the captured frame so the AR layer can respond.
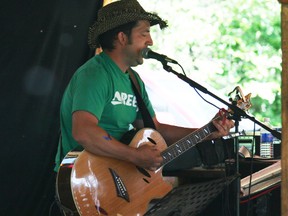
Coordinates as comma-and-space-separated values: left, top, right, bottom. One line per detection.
54, 52, 155, 171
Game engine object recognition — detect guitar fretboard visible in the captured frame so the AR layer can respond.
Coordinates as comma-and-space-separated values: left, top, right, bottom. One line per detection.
161, 122, 217, 166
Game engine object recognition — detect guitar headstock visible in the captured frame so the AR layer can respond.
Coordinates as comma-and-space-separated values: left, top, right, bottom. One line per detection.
228, 86, 252, 112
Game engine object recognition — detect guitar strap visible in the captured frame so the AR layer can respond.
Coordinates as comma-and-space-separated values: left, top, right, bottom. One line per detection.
128, 68, 156, 129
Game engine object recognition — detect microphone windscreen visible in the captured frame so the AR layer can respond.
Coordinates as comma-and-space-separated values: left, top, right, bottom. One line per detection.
141, 48, 151, 59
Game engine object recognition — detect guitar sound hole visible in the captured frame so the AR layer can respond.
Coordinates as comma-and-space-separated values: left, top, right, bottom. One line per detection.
136, 166, 151, 178
147, 137, 156, 145
143, 178, 150, 183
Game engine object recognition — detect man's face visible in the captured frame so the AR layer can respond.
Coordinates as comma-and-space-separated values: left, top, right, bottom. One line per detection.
123, 20, 153, 67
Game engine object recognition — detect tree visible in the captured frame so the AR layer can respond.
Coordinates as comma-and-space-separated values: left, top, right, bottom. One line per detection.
209, 0, 281, 126
140, 0, 281, 126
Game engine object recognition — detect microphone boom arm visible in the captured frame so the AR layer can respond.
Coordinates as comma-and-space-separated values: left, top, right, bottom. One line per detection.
162, 64, 281, 140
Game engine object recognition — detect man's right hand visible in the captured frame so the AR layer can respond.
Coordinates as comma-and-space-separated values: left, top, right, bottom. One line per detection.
132, 144, 163, 171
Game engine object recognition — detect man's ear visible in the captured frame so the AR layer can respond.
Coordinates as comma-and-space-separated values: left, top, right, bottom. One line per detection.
117, 32, 128, 46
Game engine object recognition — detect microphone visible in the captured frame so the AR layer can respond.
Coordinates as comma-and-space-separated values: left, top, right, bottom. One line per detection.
141, 48, 178, 64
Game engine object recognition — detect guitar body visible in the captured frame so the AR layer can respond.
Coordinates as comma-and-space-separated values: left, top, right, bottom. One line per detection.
57, 128, 173, 216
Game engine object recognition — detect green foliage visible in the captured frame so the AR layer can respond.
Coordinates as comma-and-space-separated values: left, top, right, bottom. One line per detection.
139, 0, 282, 127
208, 0, 282, 126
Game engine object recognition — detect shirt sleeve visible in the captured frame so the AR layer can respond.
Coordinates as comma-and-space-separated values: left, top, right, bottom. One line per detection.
70, 68, 110, 120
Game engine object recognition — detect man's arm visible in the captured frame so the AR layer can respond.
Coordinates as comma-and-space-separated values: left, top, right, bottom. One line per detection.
72, 110, 163, 170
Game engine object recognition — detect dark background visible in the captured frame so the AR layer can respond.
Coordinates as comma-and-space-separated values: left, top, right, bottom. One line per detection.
0, 1, 102, 215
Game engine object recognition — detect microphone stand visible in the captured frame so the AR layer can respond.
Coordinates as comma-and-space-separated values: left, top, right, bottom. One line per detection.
161, 63, 281, 216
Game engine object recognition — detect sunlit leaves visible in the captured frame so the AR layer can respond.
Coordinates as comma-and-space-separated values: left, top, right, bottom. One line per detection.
139, 0, 281, 126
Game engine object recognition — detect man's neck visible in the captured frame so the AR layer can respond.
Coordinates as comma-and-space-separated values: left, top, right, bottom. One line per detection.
104, 50, 128, 73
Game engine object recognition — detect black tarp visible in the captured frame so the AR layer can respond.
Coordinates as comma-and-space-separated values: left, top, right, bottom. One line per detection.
0, 1, 103, 215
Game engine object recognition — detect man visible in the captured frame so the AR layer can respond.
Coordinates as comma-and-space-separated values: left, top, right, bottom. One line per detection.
54, 0, 234, 173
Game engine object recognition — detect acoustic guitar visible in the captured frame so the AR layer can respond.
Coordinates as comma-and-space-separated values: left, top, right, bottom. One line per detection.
56, 88, 251, 216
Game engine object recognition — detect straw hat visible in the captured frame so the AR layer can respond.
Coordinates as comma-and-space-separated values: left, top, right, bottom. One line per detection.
88, 0, 168, 48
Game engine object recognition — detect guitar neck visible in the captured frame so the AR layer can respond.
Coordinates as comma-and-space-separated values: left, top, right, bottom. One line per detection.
161, 121, 217, 166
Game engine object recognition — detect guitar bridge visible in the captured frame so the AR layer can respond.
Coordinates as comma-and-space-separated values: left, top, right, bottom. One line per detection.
109, 168, 130, 202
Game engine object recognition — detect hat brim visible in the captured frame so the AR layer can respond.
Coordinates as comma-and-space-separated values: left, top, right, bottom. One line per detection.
88, 12, 167, 49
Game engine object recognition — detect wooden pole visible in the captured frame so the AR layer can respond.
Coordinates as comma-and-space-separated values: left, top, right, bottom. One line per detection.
278, 1, 288, 215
